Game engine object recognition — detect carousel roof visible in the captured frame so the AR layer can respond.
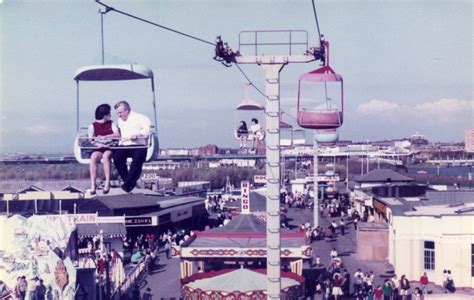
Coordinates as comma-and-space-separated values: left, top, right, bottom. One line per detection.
187, 214, 304, 248
185, 268, 302, 293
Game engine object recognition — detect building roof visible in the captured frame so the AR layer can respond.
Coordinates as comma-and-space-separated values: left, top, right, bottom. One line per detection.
185, 268, 302, 293
96, 194, 203, 210
375, 190, 474, 217
354, 169, 413, 183
0, 179, 90, 193
92, 193, 162, 209
76, 223, 127, 238
405, 202, 474, 216
204, 214, 266, 233
187, 214, 304, 248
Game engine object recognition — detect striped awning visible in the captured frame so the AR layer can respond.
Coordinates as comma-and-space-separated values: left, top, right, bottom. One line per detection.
76, 223, 126, 238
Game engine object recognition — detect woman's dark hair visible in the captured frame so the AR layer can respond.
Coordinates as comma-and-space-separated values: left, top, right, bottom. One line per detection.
95, 104, 111, 120
251, 118, 258, 124
240, 121, 247, 127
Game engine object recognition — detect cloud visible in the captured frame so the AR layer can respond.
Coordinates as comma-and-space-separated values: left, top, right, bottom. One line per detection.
23, 125, 58, 135
356, 99, 401, 115
356, 98, 473, 122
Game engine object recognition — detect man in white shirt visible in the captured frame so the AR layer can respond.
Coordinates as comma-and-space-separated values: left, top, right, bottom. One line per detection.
249, 118, 263, 151
114, 101, 151, 193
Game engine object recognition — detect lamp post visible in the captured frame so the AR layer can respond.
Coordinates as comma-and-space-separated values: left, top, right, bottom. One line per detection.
469, 165, 472, 190
313, 136, 319, 228
366, 139, 370, 173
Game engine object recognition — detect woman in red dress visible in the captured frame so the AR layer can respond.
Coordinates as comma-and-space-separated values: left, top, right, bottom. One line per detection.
88, 104, 120, 194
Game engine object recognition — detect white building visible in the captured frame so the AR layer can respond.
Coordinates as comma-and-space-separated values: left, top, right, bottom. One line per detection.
378, 191, 474, 289
465, 128, 474, 153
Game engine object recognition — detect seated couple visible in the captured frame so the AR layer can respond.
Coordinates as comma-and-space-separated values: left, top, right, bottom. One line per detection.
88, 101, 151, 194
236, 118, 263, 150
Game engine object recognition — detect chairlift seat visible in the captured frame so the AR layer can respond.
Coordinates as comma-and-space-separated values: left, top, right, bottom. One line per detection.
73, 64, 159, 164
298, 109, 343, 130
74, 130, 157, 164
234, 87, 266, 142
297, 65, 344, 130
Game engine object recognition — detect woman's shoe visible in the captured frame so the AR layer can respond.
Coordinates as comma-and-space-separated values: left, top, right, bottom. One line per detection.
103, 184, 110, 195
90, 187, 96, 195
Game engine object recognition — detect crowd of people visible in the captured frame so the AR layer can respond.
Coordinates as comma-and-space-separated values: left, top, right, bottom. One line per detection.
276, 184, 462, 300
0, 277, 49, 300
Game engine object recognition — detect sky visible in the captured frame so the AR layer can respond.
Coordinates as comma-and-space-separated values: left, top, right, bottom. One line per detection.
0, 0, 472, 154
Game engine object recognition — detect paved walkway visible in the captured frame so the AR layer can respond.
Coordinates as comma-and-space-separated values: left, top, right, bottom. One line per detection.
137, 205, 471, 299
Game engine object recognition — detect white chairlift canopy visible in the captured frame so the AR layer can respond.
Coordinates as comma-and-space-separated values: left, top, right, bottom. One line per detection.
236, 98, 265, 111
74, 64, 154, 81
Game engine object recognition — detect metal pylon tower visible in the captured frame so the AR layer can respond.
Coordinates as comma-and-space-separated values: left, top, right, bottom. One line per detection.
235, 30, 320, 299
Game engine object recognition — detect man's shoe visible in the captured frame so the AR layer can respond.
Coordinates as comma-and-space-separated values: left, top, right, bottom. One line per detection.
121, 184, 131, 193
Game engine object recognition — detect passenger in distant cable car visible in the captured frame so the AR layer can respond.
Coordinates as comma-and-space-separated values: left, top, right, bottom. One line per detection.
88, 104, 120, 195
249, 118, 263, 151
236, 120, 248, 148
213, 35, 224, 60
113, 101, 151, 193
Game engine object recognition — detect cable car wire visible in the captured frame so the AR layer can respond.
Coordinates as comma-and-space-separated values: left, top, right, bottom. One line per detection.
95, 0, 215, 46
235, 64, 266, 98
311, 0, 322, 41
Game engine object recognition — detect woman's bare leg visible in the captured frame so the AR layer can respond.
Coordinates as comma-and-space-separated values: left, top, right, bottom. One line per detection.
89, 151, 103, 192
102, 150, 113, 190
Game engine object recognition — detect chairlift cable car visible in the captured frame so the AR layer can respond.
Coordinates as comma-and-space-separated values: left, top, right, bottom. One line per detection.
296, 41, 344, 130
73, 64, 160, 164
234, 83, 265, 142
279, 110, 307, 146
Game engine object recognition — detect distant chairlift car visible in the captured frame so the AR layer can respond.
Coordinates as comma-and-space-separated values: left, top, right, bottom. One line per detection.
234, 84, 266, 146
73, 64, 159, 164
296, 42, 343, 134
279, 112, 294, 148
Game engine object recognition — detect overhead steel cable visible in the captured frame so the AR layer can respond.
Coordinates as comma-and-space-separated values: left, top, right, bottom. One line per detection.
311, 0, 322, 41
95, 0, 215, 46
94, 1, 273, 106
234, 64, 266, 98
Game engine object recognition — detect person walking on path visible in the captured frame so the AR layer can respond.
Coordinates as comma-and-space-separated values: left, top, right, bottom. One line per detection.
132, 285, 140, 300
442, 269, 448, 293
382, 279, 392, 300
35, 279, 46, 300
330, 248, 338, 259
164, 241, 171, 259
353, 217, 358, 230
331, 220, 338, 236
374, 285, 383, 300
400, 274, 410, 299
332, 273, 343, 300
391, 274, 400, 300
142, 287, 153, 300
413, 287, 424, 300
339, 218, 345, 235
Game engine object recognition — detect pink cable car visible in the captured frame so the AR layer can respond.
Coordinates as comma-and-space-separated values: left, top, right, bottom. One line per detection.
297, 43, 343, 130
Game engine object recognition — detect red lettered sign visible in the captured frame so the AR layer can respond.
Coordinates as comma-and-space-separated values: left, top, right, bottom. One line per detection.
241, 181, 250, 214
